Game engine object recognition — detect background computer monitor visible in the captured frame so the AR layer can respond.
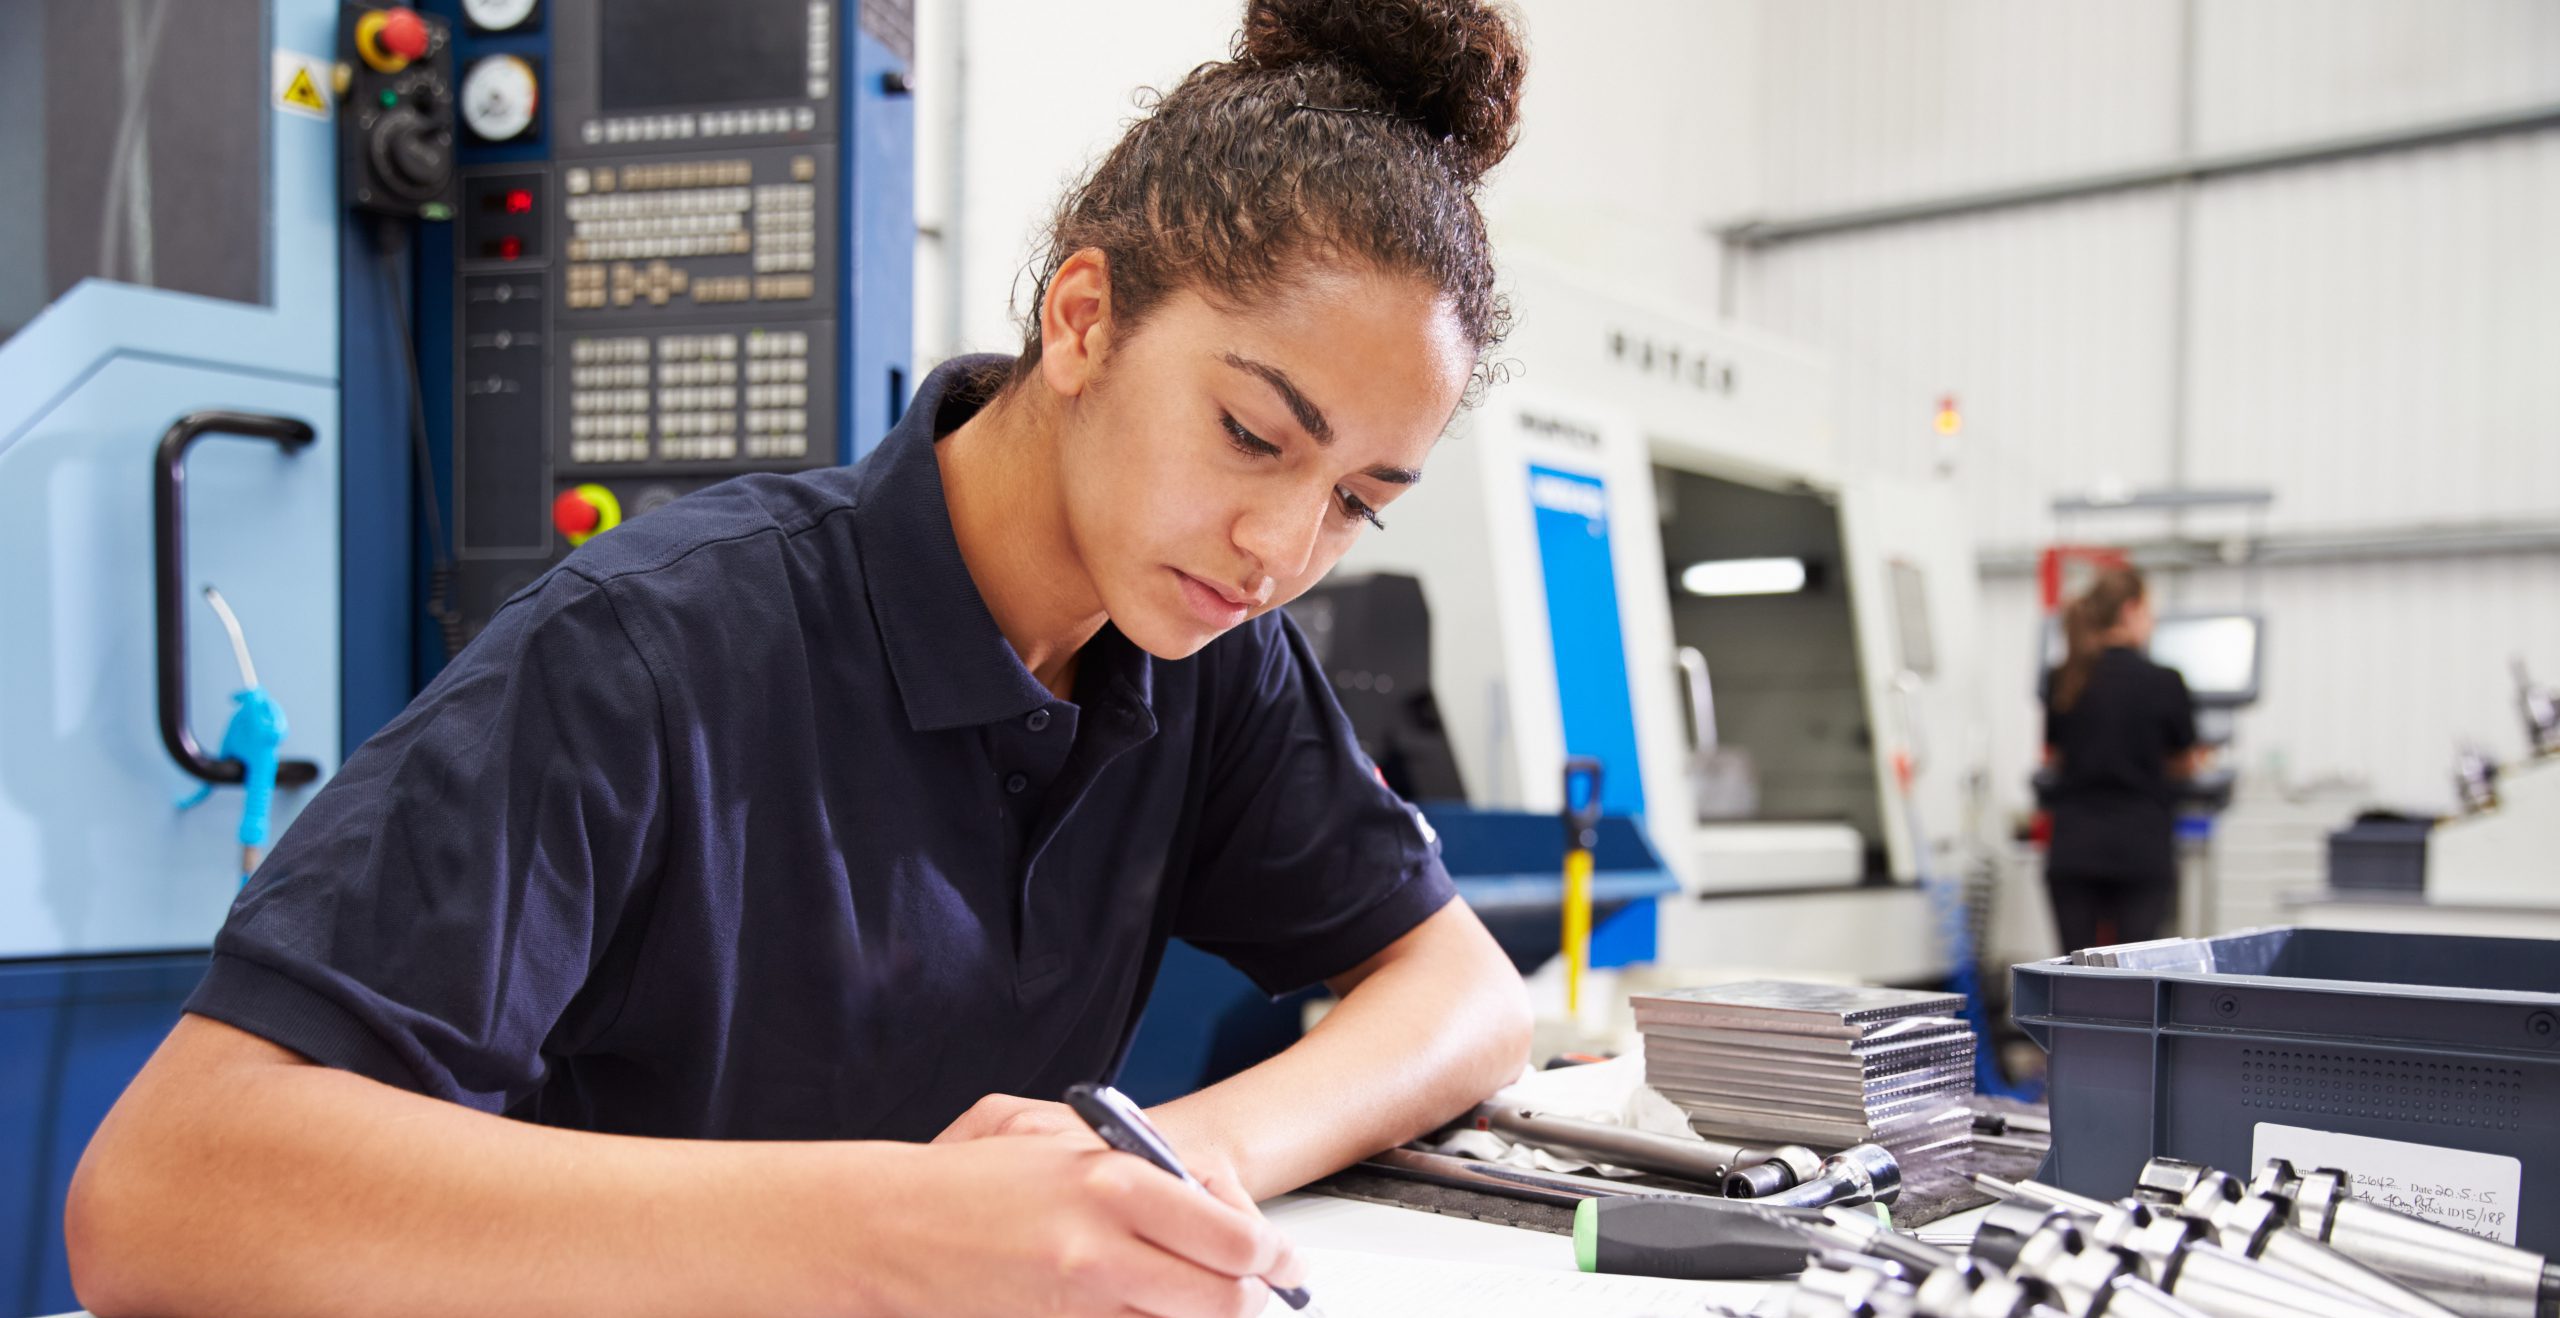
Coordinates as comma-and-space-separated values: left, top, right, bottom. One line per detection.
2149, 612, 2263, 708
2035, 611, 2264, 709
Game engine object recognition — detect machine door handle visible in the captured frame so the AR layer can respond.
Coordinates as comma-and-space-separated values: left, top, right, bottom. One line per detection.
154, 410, 323, 788
1676, 646, 1719, 755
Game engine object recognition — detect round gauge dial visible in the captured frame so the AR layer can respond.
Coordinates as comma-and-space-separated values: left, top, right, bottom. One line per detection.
460, 54, 540, 142
462, 0, 540, 32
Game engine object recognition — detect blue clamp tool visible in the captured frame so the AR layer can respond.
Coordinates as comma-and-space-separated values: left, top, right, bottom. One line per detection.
175, 587, 290, 882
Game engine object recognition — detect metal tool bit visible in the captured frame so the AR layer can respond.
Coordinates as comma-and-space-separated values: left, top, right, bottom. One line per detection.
1968, 1201, 2079, 1275
1912, 1261, 2057, 1318
2133, 1157, 2216, 1209
1971, 1172, 2114, 1220
1791, 1252, 2074, 1318
2202, 1192, 2461, 1318
2055, 1249, 2210, 1318
1789, 1254, 1918, 1318
1755, 1143, 1904, 1209
2273, 1164, 2556, 1318
2008, 1192, 2397, 1318
1810, 1205, 1964, 1275
2249, 1157, 2306, 1204
2079, 1202, 2205, 1284
2173, 1170, 2245, 1221
2152, 1240, 2403, 1318
1996, 1213, 2209, 1318
2243, 1158, 2557, 1318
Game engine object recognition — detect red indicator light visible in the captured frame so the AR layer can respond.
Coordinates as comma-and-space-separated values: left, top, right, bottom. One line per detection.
504, 189, 534, 214
497, 235, 525, 261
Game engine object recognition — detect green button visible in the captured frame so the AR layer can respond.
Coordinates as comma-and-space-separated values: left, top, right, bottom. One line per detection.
1574, 1198, 1596, 1272
380, 90, 398, 108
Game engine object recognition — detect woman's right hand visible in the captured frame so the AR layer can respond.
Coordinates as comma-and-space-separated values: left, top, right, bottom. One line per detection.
824, 1132, 1306, 1318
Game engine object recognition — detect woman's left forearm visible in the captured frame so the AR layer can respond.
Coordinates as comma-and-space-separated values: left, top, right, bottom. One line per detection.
1148, 901, 1532, 1200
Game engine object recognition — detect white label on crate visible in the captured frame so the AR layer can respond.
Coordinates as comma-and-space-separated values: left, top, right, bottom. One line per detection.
2254, 1123, 2522, 1243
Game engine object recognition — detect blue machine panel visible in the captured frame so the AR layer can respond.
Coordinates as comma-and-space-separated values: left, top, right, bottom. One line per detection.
0, 3, 348, 1305
1527, 465, 1646, 818
3, 0, 915, 1305
0, 0, 349, 958
0, 954, 207, 1317
1527, 464, 1657, 967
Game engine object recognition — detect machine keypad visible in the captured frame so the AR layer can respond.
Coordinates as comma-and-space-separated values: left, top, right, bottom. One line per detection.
563, 330, 812, 465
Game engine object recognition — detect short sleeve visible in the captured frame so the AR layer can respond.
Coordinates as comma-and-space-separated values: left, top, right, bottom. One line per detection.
2160, 666, 2199, 753
184, 570, 667, 1110
1175, 613, 1457, 997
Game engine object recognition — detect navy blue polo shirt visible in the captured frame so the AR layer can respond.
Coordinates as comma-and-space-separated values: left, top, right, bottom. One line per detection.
185, 354, 1455, 1140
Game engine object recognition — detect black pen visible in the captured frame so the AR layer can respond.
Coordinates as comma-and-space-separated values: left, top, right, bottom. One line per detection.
1063, 1082, 1314, 1310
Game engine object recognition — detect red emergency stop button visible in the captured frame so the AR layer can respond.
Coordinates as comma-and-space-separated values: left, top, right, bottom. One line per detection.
552, 484, 622, 547
356, 8, 430, 73
380, 9, 429, 58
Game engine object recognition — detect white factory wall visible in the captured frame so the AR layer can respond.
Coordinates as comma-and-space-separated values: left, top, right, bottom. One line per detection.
1733, 1, 2560, 816
910, 3, 2560, 820
1755, 2, 2184, 214
910, 0, 1764, 367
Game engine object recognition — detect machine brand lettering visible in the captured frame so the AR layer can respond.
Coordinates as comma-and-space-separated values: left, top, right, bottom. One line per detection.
1528, 471, 1608, 522
1519, 412, 1602, 449
1606, 326, 1737, 395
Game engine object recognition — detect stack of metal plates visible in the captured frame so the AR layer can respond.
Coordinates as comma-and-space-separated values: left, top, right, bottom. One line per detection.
1631, 980, 1977, 1168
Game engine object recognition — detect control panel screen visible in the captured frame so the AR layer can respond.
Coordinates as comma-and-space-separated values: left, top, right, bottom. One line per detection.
599, 0, 809, 111
2149, 613, 2261, 705
2036, 611, 2263, 707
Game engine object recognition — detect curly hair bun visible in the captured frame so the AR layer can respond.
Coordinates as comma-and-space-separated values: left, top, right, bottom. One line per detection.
1237, 0, 1526, 186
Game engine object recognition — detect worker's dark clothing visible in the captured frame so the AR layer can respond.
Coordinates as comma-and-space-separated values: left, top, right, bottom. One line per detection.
2041, 645, 2197, 952
186, 354, 1455, 1139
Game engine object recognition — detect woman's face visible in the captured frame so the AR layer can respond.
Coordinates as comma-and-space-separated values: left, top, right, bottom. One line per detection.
1045, 260, 1473, 659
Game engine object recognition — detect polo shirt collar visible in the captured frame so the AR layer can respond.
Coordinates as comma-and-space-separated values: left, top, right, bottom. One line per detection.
855, 356, 1155, 735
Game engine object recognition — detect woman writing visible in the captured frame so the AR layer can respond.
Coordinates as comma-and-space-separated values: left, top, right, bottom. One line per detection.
68, 3, 1535, 1314
2041, 567, 2204, 953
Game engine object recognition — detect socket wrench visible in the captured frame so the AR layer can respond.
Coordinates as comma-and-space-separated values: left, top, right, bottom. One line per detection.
1358, 1146, 1709, 1207
1469, 1103, 1822, 1195
1757, 1143, 1905, 1209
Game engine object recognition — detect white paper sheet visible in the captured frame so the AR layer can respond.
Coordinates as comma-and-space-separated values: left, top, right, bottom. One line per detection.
2253, 1122, 2524, 1244
1260, 1246, 1765, 1318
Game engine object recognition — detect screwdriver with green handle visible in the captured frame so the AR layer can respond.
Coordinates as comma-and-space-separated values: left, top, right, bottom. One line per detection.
1573, 1194, 1829, 1280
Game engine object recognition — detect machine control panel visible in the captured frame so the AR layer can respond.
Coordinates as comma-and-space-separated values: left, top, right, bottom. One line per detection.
340, 6, 460, 218
430, 0, 905, 642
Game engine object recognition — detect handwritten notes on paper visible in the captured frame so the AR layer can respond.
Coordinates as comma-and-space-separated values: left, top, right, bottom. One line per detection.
2254, 1123, 2524, 1244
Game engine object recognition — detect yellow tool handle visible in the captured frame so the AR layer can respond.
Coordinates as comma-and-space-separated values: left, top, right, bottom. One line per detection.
1562, 846, 1594, 1015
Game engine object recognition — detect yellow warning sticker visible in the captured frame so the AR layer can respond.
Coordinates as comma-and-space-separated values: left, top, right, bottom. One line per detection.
273, 51, 332, 119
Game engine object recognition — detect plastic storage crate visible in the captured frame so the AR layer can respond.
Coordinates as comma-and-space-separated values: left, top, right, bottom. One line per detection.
2013, 927, 2560, 1252
2327, 816, 2433, 893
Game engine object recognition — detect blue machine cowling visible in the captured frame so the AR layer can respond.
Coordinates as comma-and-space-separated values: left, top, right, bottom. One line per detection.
0, 1, 913, 1307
